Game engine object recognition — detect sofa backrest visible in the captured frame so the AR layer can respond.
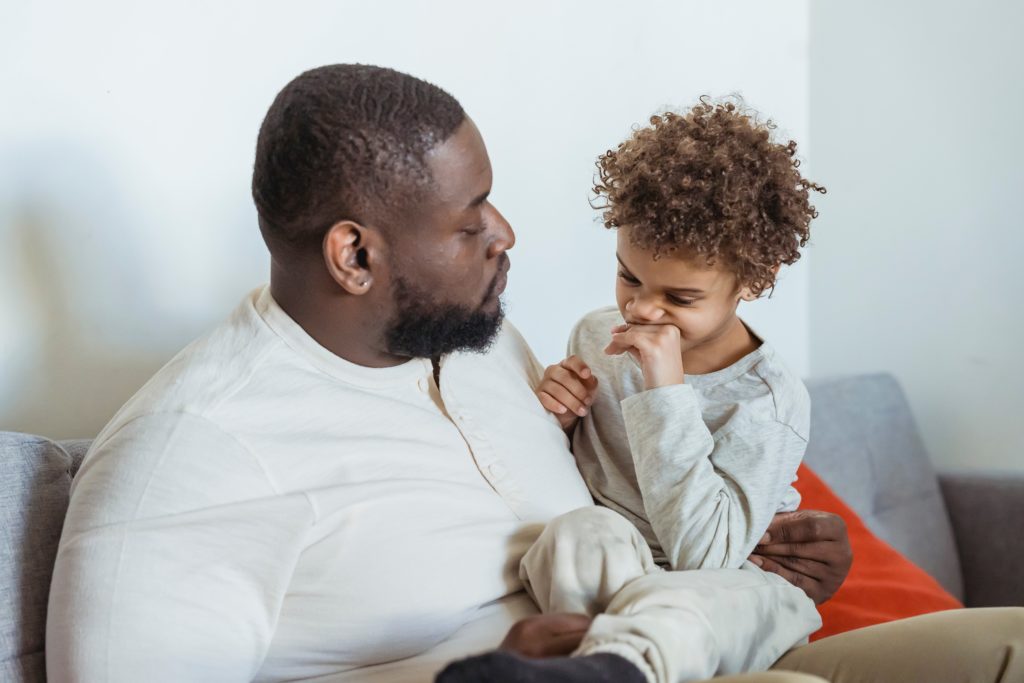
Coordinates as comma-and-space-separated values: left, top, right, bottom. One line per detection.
0, 434, 87, 682
805, 373, 964, 599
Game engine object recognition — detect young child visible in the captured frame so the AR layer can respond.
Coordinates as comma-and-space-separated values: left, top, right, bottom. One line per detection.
522, 98, 825, 620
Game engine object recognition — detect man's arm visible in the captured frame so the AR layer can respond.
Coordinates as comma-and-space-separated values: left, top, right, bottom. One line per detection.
46, 413, 312, 682
499, 613, 594, 658
749, 509, 853, 604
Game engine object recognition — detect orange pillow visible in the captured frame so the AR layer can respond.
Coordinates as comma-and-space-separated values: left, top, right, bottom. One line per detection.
792, 464, 962, 640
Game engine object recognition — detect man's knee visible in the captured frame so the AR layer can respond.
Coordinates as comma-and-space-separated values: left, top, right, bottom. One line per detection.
712, 673, 828, 683
992, 605, 1024, 627
985, 606, 1024, 646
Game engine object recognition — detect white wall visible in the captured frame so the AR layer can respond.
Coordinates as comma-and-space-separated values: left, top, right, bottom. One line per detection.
809, 1, 1024, 471
1, 0, 811, 439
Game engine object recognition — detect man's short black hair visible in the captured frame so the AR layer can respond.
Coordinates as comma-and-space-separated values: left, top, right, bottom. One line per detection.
252, 64, 466, 253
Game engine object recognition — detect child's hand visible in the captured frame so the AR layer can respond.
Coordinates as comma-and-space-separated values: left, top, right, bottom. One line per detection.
604, 323, 685, 390
536, 356, 599, 432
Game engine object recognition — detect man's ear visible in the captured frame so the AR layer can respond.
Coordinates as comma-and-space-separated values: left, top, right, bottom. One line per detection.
322, 220, 383, 295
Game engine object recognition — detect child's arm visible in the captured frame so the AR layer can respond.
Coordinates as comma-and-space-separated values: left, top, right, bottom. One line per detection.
621, 386, 807, 571
604, 322, 805, 571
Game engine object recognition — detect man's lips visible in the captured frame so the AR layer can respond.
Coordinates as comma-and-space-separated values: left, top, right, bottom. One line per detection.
488, 257, 510, 300
494, 266, 508, 296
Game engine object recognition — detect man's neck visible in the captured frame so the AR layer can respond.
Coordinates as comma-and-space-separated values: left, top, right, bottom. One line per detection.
269, 266, 409, 369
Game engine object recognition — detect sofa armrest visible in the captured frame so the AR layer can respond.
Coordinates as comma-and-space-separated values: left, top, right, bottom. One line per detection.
938, 470, 1024, 607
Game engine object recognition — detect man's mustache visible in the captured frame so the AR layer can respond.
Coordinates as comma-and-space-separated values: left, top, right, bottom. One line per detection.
482, 254, 510, 301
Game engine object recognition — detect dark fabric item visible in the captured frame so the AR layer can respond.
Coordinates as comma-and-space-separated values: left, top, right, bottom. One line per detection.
939, 470, 1024, 608
804, 374, 964, 600
0, 432, 76, 683
435, 651, 646, 683
1, 652, 44, 683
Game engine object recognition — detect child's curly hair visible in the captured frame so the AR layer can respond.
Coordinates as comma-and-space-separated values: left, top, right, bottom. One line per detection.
593, 97, 826, 297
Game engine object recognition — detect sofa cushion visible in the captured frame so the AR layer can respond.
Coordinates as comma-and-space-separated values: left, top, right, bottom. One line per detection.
0, 433, 77, 682
804, 374, 964, 600
794, 463, 962, 640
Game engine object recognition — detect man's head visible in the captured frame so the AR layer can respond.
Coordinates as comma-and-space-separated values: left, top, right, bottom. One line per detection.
253, 65, 513, 361
594, 98, 824, 352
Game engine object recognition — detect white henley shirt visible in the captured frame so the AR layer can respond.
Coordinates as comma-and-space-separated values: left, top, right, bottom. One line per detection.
46, 286, 593, 682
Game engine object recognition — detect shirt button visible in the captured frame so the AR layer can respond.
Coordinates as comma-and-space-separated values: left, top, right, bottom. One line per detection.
487, 463, 508, 479
417, 378, 430, 392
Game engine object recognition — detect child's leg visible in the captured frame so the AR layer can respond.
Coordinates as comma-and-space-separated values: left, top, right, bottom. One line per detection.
577, 567, 821, 683
520, 505, 820, 683
520, 506, 659, 616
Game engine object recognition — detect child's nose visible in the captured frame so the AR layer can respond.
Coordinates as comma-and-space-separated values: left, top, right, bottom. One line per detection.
627, 297, 663, 323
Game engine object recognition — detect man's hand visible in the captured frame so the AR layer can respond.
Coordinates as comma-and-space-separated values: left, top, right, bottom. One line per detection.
537, 356, 599, 433
499, 613, 593, 658
749, 510, 852, 605
604, 323, 685, 390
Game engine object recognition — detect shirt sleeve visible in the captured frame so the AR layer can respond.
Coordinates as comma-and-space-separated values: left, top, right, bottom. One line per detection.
46, 412, 314, 683
620, 384, 807, 571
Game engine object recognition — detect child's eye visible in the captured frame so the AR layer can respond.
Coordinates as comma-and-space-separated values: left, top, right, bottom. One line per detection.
668, 296, 696, 307
617, 271, 639, 285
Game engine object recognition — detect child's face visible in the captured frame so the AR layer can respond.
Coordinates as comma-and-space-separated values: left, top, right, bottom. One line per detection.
614, 229, 755, 355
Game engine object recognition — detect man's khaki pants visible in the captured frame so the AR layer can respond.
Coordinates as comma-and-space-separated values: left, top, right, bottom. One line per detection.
521, 506, 1023, 683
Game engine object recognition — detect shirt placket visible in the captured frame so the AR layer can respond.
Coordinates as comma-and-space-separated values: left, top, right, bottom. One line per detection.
434, 371, 526, 519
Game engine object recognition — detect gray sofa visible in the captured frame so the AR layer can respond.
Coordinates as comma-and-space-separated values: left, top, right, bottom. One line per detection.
2, 373, 1022, 681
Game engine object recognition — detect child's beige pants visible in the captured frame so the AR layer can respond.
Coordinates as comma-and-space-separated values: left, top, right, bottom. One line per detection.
521, 506, 1024, 683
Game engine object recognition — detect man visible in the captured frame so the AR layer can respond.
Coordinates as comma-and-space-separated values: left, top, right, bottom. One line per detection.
47, 64, 1023, 683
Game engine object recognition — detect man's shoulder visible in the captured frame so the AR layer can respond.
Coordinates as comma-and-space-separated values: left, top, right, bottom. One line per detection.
490, 318, 532, 359
449, 319, 542, 388
78, 292, 293, 518
94, 289, 282, 444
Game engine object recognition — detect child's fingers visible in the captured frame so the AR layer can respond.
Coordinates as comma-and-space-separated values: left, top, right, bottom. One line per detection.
539, 379, 589, 416
559, 355, 592, 380
558, 357, 599, 394
604, 329, 636, 356
538, 391, 569, 415
547, 366, 594, 407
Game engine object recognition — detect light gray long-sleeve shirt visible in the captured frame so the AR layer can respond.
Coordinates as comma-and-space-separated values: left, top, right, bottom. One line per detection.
570, 307, 809, 571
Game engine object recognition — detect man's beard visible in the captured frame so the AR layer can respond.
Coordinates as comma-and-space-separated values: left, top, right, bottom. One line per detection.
383, 270, 505, 358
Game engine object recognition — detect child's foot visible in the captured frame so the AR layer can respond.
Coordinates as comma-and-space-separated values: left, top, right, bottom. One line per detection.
435, 650, 647, 683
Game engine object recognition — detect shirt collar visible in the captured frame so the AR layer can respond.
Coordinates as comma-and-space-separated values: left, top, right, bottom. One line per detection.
251, 285, 432, 388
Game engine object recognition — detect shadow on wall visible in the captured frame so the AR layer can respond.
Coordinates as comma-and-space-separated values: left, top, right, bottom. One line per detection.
2, 210, 169, 440
0, 144, 174, 440
1, 140, 271, 440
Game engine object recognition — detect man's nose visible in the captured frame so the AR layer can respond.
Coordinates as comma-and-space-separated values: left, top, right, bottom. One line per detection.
486, 206, 515, 258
